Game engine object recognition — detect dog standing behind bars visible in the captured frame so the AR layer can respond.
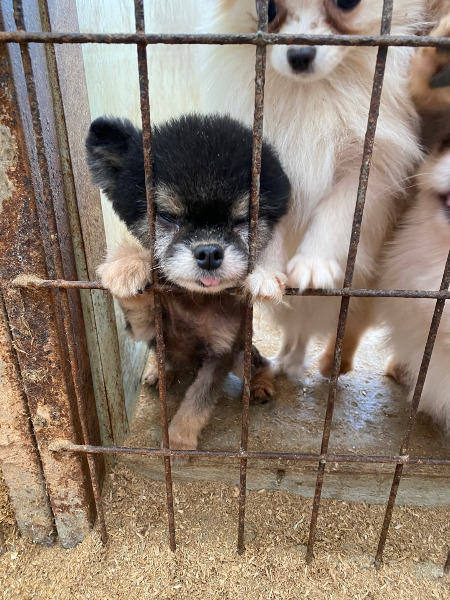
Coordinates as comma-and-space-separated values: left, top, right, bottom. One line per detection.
379, 137, 450, 431
86, 113, 291, 459
196, 0, 426, 379
378, 14, 450, 432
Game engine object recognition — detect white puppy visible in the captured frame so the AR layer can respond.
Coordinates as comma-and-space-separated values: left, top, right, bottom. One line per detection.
379, 140, 450, 431
199, 0, 425, 379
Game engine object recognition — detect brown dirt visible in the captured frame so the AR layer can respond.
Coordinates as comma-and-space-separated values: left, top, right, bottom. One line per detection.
0, 472, 17, 552
1, 462, 449, 600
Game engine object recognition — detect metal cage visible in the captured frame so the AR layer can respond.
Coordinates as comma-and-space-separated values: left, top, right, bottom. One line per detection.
0, 0, 449, 570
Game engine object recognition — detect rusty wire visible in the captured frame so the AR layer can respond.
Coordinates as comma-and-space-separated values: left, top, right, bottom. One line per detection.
11, 0, 107, 543
133, 0, 177, 552
2, 0, 449, 572
305, 0, 395, 565
375, 250, 450, 569
50, 442, 450, 467
0, 29, 450, 49
237, 0, 269, 556
6, 278, 450, 300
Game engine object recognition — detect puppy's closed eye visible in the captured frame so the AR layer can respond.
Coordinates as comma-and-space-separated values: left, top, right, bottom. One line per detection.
157, 212, 179, 228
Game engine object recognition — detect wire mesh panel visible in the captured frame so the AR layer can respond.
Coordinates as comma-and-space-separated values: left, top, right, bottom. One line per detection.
0, 0, 449, 571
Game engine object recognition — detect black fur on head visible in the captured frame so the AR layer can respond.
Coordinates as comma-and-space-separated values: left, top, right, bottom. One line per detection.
86, 113, 291, 292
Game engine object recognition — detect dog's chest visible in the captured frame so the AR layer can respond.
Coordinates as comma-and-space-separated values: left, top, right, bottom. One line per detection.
206, 57, 358, 219
164, 294, 244, 357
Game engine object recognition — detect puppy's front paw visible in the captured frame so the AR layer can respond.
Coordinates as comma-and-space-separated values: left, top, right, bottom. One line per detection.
246, 266, 287, 303
286, 254, 344, 291
167, 420, 198, 466
143, 364, 176, 388
143, 364, 159, 386
97, 245, 152, 298
250, 368, 275, 404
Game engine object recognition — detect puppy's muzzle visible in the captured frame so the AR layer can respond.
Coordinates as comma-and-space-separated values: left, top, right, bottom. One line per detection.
287, 47, 316, 73
194, 244, 224, 270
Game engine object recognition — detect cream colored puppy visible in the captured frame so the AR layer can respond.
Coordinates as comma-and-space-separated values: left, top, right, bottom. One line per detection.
380, 140, 450, 430
200, 0, 425, 379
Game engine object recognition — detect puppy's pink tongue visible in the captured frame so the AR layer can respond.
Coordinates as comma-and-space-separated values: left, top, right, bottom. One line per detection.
200, 277, 221, 287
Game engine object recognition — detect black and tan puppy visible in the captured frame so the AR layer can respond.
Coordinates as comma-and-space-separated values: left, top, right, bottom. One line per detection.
86, 114, 291, 458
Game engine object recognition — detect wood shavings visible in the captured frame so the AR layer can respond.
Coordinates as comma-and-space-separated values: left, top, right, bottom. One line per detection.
2, 463, 447, 599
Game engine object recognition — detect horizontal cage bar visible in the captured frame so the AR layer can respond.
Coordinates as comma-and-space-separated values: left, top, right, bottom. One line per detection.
49, 442, 450, 466
4, 278, 450, 299
0, 31, 449, 49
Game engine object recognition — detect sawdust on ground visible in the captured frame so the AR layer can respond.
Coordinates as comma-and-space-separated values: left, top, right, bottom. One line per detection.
1, 463, 449, 600
0, 472, 17, 552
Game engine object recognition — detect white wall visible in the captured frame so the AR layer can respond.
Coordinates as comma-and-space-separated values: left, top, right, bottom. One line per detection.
75, 0, 209, 416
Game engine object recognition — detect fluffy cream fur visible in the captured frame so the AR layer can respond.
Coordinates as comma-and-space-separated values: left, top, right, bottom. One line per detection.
379, 147, 450, 431
198, 0, 426, 378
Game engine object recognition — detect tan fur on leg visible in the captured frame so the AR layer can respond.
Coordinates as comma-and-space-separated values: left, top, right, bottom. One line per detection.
250, 366, 275, 404
167, 356, 233, 465
385, 357, 412, 387
318, 303, 373, 378
118, 292, 155, 341
168, 399, 213, 465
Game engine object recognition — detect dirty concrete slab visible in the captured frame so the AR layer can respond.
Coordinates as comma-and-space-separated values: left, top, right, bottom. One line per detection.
120, 308, 450, 507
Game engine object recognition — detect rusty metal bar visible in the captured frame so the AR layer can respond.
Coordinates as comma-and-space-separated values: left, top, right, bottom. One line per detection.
134, 0, 176, 552
375, 250, 450, 569
0, 292, 55, 545
237, 0, 268, 555
305, 0, 394, 565
12, 0, 107, 544
50, 442, 450, 466
0, 30, 449, 49
6, 277, 450, 300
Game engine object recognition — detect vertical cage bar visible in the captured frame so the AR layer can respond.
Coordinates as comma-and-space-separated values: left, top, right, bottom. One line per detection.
12, 0, 107, 544
237, 0, 268, 554
375, 251, 450, 569
444, 549, 450, 575
133, 0, 176, 552
305, 0, 394, 564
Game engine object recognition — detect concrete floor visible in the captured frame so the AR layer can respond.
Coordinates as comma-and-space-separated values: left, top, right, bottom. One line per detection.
120, 308, 450, 507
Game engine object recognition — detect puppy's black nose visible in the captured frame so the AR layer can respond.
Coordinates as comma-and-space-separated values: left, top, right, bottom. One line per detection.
287, 47, 316, 73
194, 244, 224, 270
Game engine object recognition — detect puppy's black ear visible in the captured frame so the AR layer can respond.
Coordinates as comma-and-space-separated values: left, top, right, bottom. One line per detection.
86, 117, 147, 228
86, 117, 140, 191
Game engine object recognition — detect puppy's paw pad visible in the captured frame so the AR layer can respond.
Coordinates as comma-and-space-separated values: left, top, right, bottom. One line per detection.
250, 384, 274, 404
246, 268, 287, 302
286, 254, 343, 291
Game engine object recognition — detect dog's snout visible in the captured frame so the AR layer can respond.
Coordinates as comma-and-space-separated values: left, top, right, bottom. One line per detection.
194, 244, 224, 270
287, 47, 316, 73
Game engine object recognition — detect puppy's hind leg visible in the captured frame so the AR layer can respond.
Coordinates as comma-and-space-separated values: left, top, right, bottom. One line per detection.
385, 356, 412, 388
249, 345, 275, 405
119, 293, 156, 342
168, 355, 233, 465
142, 360, 177, 389
317, 299, 372, 378
272, 331, 308, 382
